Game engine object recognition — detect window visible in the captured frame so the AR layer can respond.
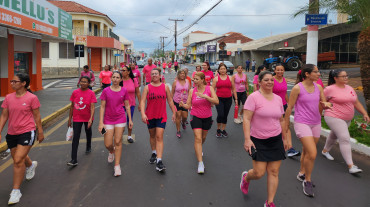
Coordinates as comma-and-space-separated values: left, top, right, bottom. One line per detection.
14, 53, 29, 75
59, 42, 75, 59
42, 42, 49, 58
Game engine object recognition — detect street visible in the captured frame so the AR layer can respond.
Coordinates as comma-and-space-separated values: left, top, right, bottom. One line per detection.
0, 69, 369, 207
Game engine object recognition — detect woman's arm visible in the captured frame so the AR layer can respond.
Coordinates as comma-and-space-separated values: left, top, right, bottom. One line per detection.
207, 87, 219, 105
245, 75, 250, 95
32, 108, 44, 143
135, 87, 142, 112
171, 79, 176, 98
138, 73, 142, 87
231, 76, 238, 105
280, 115, 290, 150
284, 85, 300, 131
318, 85, 332, 111
0, 108, 9, 142
354, 99, 370, 123
180, 89, 193, 109
98, 100, 106, 132
68, 102, 73, 127
166, 85, 177, 122
140, 86, 149, 123
88, 103, 95, 129
242, 109, 255, 154
124, 100, 133, 129
212, 76, 218, 91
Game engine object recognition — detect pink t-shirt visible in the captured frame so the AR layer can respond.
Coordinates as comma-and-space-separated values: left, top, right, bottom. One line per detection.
162, 63, 167, 69
1, 92, 40, 135
315, 78, 324, 88
191, 86, 212, 118
324, 84, 357, 120
79, 71, 95, 84
70, 88, 97, 122
122, 78, 139, 106
273, 77, 287, 105
253, 75, 259, 90
244, 92, 284, 139
234, 73, 247, 92
161, 75, 165, 83
100, 87, 130, 124
201, 70, 214, 86
99, 71, 113, 84
143, 64, 157, 83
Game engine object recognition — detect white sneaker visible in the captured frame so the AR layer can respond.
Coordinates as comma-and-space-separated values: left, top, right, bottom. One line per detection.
114, 165, 121, 177
234, 118, 240, 124
108, 153, 115, 163
26, 161, 38, 180
322, 151, 334, 160
349, 165, 362, 174
8, 189, 22, 205
197, 162, 205, 174
238, 115, 243, 123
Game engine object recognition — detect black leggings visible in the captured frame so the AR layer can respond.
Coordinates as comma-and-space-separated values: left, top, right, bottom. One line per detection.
72, 122, 92, 160
216, 97, 232, 124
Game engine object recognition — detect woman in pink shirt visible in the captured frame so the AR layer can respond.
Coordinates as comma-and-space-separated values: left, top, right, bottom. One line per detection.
171, 69, 191, 138
321, 69, 369, 174
240, 71, 289, 207
120, 66, 141, 143
253, 65, 266, 92
99, 65, 113, 89
130, 63, 141, 87
285, 64, 332, 197
77, 65, 95, 90
192, 65, 202, 87
140, 68, 176, 172
201, 61, 214, 86
99, 72, 133, 177
273, 65, 301, 158
231, 65, 249, 124
180, 72, 219, 174
0, 73, 44, 205
162, 62, 167, 74
67, 76, 97, 166
212, 64, 237, 138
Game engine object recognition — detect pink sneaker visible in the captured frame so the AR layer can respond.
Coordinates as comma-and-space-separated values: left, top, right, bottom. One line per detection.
240, 171, 250, 194
114, 165, 121, 177
264, 200, 276, 207
108, 152, 114, 163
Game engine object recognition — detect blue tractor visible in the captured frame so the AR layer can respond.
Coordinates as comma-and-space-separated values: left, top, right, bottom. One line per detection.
263, 48, 303, 71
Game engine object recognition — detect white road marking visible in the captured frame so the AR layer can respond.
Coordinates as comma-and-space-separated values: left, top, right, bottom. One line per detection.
43, 80, 62, 89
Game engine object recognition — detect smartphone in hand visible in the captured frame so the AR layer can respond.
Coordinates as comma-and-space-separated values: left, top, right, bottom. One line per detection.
101, 128, 106, 135
249, 147, 257, 159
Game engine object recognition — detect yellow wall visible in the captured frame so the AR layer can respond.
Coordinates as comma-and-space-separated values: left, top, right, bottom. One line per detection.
71, 13, 115, 30
73, 20, 84, 29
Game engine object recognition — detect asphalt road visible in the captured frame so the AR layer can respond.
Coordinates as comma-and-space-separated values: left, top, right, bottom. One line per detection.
0, 69, 369, 207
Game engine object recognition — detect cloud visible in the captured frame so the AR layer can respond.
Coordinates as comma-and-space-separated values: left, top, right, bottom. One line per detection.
72, 0, 337, 53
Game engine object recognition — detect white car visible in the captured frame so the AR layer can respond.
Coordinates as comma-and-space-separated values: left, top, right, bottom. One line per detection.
211, 61, 235, 75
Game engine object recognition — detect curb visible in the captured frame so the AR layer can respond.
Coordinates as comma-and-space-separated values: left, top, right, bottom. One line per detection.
289, 116, 370, 157
0, 88, 102, 152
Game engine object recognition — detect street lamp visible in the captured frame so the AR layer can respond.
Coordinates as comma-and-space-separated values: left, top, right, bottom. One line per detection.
152, 21, 172, 31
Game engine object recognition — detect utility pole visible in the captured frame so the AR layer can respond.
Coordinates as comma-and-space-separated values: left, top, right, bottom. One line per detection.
306, 0, 319, 65
169, 18, 183, 60
160, 36, 167, 57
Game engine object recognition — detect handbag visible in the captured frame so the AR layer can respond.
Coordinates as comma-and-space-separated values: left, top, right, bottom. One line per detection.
89, 71, 96, 87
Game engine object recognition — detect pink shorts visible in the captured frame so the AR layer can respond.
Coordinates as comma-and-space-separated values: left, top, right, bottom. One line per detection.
293, 122, 321, 138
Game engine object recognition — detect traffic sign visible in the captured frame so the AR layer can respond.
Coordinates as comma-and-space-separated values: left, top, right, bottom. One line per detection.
75, 45, 84, 57
219, 50, 227, 59
305, 14, 328, 25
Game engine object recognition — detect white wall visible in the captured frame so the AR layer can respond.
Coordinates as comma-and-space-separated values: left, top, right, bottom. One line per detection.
42, 42, 88, 68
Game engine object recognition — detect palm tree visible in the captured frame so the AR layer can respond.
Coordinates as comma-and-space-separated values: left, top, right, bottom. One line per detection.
293, 0, 370, 113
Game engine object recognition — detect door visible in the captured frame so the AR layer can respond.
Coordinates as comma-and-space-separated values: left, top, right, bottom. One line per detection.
89, 48, 102, 71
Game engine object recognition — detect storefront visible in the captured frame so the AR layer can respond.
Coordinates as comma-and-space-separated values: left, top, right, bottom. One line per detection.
0, 0, 72, 96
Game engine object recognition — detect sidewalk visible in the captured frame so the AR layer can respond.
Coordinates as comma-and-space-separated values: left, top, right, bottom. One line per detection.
0, 76, 101, 151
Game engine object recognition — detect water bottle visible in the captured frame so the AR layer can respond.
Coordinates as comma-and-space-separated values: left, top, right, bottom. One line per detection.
234, 105, 239, 119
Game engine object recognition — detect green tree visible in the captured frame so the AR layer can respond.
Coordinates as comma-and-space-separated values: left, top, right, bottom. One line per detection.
294, 0, 370, 113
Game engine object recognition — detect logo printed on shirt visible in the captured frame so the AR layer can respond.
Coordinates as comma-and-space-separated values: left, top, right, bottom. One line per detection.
75, 97, 87, 110
22, 103, 27, 106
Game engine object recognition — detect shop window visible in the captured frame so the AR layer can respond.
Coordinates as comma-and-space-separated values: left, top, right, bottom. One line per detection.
348, 53, 358, 63
14, 53, 29, 75
341, 33, 350, 42
340, 53, 348, 63
321, 42, 331, 52
42, 42, 49, 58
59, 43, 75, 59
331, 42, 339, 53
331, 35, 340, 43
349, 32, 359, 42
340, 42, 348, 53
348, 42, 357, 53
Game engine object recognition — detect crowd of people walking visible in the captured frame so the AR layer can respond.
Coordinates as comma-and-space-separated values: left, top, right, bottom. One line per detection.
0, 58, 368, 206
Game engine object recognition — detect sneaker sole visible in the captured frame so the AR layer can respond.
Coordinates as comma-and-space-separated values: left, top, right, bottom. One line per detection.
156, 167, 166, 172
349, 170, 363, 174
149, 160, 156, 164
297, 174, 305, 182
26, 162, 38, 180
302, 182, 314, 197
67, 163, 78, 166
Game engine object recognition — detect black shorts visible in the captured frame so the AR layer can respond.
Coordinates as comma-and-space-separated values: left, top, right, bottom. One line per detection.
102, 83, 110, 89
236, 91, 247, 105
173, 101, 187, 112
147, 118, 166, 129
6, 131, 36, 149
190, 116, 213, 131
250, 133, 286, 162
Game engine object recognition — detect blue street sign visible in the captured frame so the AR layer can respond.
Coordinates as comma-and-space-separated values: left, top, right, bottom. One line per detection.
305, 14, 328, 25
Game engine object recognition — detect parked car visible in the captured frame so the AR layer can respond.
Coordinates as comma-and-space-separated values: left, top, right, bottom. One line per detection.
211, 61, 235, 75
137, 60, 145, 68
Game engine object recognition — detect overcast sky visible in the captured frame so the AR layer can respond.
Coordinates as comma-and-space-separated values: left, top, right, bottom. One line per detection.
72, 0, 338, 53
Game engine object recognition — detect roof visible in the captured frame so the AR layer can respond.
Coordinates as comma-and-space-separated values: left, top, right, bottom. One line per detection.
48, 1, 115, 26
218, 32, 253, 44
191, 31, 212, 34
228, 31, 306, 52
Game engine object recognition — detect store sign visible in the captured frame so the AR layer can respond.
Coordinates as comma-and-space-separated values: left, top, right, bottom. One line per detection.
0, 0, 72, 40
75, 35, 87, 46
207, 45, 216, 53
196, 46, 205, 54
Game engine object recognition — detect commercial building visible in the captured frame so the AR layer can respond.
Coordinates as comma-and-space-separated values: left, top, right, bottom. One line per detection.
0, 0, 72, 96
43, 1, 126, 78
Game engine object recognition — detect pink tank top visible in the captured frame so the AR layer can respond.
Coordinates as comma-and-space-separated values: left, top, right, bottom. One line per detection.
235, 73, 247, 92
146, 83, 167, 122
173, 79, 189, 103
273, 77, 287, 105
216, 75, 232, 98
191, 86, 212, 118
294, 82, 321, 125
